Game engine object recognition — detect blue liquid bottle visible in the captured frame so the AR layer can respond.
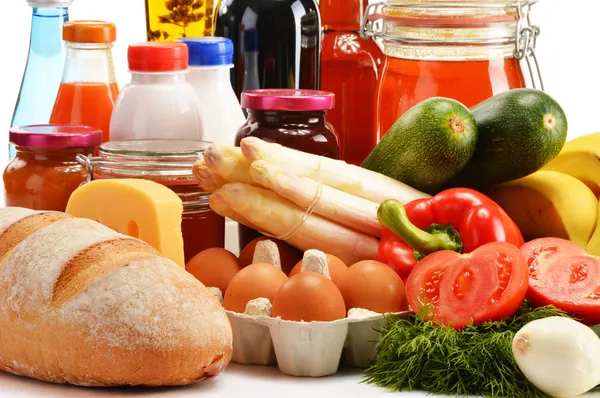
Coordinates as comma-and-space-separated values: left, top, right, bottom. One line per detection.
10, 0, 71, 159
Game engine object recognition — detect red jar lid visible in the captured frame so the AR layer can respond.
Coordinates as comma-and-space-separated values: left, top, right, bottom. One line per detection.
242, 89, 335, 111
10, 125, 103, 149
128, 42, 189, 72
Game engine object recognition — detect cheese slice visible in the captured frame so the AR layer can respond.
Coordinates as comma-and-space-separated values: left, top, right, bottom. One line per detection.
66, 179, 185, 267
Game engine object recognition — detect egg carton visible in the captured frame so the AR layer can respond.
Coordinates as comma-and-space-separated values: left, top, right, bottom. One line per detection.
226, 310, 411, 377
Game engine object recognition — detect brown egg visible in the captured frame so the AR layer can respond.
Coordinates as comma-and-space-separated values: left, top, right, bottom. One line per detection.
186, 248, 242, 293
272, 272, 346, 322
338, 260, 407, 313
239, 237, 302, 274
224, 263, 288, 313
289, 253, 349, 288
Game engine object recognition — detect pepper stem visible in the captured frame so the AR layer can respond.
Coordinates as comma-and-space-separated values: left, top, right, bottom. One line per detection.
377, 199, 463, 256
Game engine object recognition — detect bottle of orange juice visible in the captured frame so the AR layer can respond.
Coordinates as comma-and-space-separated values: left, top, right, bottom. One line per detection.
50, 21, 119, 142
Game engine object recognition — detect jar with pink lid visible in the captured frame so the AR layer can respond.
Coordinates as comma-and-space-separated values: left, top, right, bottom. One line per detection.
235, 89, 340, 159
3, 124, 102, 212
234, 89, 340, 250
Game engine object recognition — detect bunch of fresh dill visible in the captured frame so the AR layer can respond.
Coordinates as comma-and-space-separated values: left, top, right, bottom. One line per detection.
364, 303, 568, 398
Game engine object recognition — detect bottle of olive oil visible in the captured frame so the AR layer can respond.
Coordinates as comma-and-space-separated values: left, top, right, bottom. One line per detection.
145, 0, 215, 41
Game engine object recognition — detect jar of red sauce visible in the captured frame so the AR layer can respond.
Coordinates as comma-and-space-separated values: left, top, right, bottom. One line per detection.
4, 124, 102, 212
362, 0, 542, 139
81, 140, 224, 264
235, 89, 340, 248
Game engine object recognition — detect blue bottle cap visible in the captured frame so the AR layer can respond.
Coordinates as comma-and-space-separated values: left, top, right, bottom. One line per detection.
244, 29, 259, 53
176, 37, 234, 67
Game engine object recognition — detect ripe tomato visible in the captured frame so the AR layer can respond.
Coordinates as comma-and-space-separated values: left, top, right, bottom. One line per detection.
405, 242, 529, 329
521, 237, 600, 324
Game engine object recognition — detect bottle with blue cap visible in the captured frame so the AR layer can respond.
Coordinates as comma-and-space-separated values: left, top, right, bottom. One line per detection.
177, 37, 245, 146
9, 0, 71, 159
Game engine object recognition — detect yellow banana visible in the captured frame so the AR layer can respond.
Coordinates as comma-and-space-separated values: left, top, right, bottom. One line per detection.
543, 133, 600, 197
487, 171, 598, 247
586, 210, 600, 255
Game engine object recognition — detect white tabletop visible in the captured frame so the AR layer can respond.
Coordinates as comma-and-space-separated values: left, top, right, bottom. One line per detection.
2, 363, 600, 398
0, 363, 423, 398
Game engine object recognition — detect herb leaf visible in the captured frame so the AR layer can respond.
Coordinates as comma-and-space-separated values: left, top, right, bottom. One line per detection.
364, 302, 568, 398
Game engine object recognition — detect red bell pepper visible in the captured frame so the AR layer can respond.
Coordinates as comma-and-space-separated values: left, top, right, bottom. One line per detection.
377, 188, 524, 279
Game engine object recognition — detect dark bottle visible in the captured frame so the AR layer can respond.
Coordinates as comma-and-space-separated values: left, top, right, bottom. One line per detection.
214, 0, 321, 99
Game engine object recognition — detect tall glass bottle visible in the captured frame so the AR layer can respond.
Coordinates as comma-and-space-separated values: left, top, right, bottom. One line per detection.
320, 0, 383, 166
10, 0, 71, 159
214, 0, 321, 99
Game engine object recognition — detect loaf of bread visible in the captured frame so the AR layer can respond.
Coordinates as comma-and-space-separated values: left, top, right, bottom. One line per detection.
0, 207, 232, 386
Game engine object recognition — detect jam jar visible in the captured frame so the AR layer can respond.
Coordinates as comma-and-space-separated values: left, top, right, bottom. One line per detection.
362, 0, 542, 139
82, 140, 224, 264
235, 89, 340, 249
4, 124, 102, 212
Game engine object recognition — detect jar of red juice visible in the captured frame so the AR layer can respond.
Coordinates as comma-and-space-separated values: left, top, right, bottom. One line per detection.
362, 0, 542, 139
235, 89, 340, 249
83, 140, 224, 264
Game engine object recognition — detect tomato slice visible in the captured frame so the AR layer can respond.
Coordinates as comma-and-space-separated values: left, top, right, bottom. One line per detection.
405, 242, 528, 329
521, 237, 600, 324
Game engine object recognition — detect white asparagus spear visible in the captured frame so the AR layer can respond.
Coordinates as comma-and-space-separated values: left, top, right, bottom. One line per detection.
203, 143, 255, 185
193, 158, 228, 193
249, 160, 382, 237
208, 192, 261, 231
240, 137, 430, 204
210, 183, 380, 265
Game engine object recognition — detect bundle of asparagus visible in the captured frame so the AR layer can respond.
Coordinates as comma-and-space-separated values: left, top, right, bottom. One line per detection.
193, 137, 430, 265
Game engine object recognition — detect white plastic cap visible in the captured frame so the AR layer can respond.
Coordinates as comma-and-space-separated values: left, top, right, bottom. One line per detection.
27, 0, 73, 7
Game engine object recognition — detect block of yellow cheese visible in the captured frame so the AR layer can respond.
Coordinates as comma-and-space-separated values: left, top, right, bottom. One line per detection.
66, 179, 185, 267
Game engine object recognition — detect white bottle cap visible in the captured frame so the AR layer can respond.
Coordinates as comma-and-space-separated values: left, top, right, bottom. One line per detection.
27, 0, 73, 7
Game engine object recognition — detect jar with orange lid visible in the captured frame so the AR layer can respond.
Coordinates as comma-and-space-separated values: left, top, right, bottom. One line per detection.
79, 140, 224, 264
362, 0, 542, 139
3, 124, 102, 212
50, 21, 119, 142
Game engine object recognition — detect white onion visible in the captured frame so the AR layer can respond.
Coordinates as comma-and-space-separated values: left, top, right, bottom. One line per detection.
513, 316, 600, 398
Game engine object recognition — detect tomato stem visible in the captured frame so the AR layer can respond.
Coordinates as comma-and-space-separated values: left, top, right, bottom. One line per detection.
377, 199, 463, 256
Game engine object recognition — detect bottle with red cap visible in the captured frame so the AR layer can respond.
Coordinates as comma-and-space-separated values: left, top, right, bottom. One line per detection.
109, 42, 203, 142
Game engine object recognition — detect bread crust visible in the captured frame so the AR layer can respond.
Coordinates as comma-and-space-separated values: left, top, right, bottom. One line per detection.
0, 208, 232, 386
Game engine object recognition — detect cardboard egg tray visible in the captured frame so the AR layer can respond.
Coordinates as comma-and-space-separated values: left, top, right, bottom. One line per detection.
226, 310, 411, 377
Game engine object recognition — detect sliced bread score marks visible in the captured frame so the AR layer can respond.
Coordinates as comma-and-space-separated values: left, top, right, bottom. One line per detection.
52, 238, 161, 307
0, 218, 127, 314
0, 211, 73, 265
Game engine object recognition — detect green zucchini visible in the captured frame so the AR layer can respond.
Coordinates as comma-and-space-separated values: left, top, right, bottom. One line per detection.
362, 97, 478, 195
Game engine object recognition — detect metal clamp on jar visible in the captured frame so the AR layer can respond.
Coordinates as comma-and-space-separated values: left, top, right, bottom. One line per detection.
361, 0, 542, 138
77, 140, 225, 263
